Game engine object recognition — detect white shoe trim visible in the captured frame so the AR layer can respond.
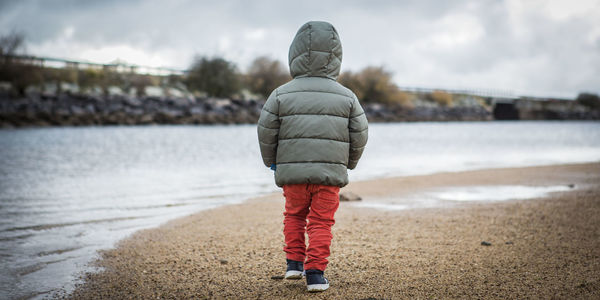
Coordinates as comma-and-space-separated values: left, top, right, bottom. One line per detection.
307, 283, 330, 292
285, 270, 303, 279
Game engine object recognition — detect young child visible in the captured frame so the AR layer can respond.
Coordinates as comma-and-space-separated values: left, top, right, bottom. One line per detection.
257, 21, 368, 292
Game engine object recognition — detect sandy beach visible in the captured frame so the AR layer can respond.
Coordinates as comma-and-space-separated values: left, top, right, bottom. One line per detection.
68, 162, 600, 299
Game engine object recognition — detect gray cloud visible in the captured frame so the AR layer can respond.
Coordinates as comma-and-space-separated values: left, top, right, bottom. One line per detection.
0, 0, 598, 97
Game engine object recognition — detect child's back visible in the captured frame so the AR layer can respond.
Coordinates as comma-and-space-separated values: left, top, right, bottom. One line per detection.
257, 21, 368, 293
257, 21, 368, 186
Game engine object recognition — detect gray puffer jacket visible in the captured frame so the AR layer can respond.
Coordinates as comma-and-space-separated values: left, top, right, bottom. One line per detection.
257, 21, 368, 187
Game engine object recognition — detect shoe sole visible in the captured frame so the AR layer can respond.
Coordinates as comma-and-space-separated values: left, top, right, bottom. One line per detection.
284, 270, 303, 280
307, 283, 329, 292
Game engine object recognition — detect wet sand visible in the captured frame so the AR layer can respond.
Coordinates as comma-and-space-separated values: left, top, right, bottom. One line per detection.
69, 163, 600, 299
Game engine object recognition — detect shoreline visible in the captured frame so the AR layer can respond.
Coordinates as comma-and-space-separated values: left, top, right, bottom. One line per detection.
68, 162, 600, 299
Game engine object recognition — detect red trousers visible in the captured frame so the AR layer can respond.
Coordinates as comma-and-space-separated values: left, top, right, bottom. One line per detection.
282, 184, 340, 271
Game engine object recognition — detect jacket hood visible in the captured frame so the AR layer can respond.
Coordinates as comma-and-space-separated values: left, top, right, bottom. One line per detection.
288, 21, 343, 80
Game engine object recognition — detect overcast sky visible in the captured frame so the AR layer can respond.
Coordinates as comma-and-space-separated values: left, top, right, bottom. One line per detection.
1, 0, 599, 98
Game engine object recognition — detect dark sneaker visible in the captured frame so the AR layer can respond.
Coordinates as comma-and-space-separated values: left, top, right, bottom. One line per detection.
285, 259, 304, 280
305, 269, 329, 292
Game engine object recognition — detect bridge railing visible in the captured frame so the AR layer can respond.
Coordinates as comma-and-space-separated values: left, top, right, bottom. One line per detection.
2, 54, 187, 76
397, 85, 518, 99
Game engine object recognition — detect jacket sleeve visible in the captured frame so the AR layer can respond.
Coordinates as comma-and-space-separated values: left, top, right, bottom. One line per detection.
257, 90, 281, 167
347, 96, 368, 170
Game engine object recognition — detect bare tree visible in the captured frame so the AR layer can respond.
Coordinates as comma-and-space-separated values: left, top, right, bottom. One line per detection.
339, 66, 411, 107
0, 32, 34, 96
246, 56, 290, 99
0, 31, 25, 57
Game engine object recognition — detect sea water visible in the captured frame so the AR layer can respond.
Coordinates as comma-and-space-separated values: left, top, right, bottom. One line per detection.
0, 121, 599, 298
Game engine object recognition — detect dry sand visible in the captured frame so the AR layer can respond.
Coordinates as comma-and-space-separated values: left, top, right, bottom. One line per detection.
68, 163, 600, 299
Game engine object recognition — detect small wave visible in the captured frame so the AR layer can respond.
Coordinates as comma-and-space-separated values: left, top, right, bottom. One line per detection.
37, 247, 83, 257
1, 216, 150, 232
16, 256, 73, 276
0, 233, 34, 242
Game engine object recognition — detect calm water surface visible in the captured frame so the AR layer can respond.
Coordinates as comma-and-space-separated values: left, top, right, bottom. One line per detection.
1, 121, 599, 299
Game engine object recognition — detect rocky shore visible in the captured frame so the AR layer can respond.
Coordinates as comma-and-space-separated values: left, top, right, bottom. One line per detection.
364, 102, 492, 122
0, 93, 492, 127
0, 93, 264, 127
0, 92, 598, 127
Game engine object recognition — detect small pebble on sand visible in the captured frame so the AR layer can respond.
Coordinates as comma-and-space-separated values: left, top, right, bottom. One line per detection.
340, 192, 362, 201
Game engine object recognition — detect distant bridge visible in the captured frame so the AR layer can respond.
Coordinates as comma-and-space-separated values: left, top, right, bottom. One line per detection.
2, 54, 187, 76
397, 85, 519, 100
3, 54, 574, 101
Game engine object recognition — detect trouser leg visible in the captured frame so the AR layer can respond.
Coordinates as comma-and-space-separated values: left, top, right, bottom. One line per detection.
305, 184, 340, 271
282, 184, 310, 262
